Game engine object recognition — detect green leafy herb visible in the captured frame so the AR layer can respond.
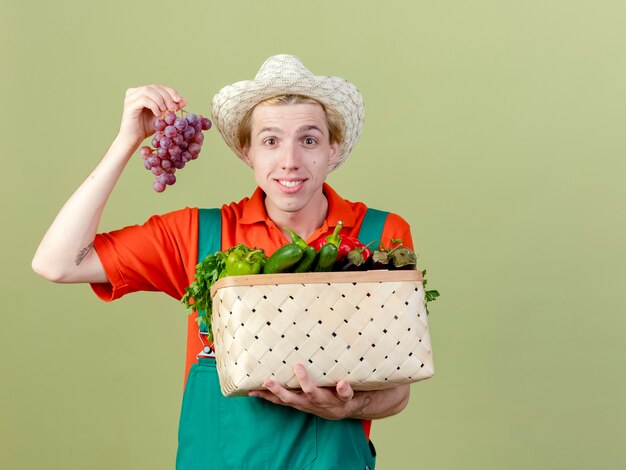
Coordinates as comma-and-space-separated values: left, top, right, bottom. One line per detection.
422, 269, 441, 315
181, 251, 227, 341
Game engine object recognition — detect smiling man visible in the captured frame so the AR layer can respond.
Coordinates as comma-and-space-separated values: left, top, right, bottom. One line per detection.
33, 55, 415, 469
242, 99, 338, 238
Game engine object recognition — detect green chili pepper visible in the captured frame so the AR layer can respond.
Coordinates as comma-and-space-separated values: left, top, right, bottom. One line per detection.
325, 221, 343, 248
282, 227, 317, 273
284, 227, 309, 250
263, 244, 304, 274
314, 244, 338, 272
313, 222, 343, 272
294, 245, 317, 273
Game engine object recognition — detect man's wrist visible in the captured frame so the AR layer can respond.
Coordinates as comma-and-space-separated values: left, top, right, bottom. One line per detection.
348, 386, 410, 420
112, 133, 142, 154
347, 392, 372, 419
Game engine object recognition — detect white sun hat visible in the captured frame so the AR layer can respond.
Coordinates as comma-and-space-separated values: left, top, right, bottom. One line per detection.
211, 54, 365, 172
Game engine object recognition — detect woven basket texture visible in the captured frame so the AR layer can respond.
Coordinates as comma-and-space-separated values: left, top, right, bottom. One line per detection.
210, 270, 434, 397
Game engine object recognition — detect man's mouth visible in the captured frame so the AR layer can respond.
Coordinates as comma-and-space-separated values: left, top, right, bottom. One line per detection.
277, 179, 305, 188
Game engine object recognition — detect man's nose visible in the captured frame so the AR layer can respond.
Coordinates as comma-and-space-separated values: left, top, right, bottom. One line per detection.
279, 141, 300, 168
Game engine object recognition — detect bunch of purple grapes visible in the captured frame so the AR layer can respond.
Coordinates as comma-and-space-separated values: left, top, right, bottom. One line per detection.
139, 110, 212, 192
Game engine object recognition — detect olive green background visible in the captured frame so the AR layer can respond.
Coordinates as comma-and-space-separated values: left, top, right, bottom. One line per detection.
2, 0, 625, 469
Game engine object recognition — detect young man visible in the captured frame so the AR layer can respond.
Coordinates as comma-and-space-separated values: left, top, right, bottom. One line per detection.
33, 55, 415, 469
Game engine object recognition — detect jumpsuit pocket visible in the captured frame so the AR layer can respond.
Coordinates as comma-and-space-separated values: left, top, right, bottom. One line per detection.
218, 391, 317, 470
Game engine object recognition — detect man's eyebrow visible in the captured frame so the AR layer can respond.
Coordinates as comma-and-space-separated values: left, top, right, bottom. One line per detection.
256, 125, 325, 136
256, 126, 283, 136
296, 125, 325, 134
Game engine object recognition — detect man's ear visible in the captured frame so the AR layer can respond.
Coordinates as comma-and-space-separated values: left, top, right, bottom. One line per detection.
328, 142, 339, 167
242, 147, 254, 168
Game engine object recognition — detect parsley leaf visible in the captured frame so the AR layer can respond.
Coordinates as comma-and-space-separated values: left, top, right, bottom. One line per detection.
422, 269, 441, 315
181, 251, 227, 341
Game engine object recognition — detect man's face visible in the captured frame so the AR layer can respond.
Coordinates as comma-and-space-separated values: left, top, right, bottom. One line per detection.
242, 103, 339, 221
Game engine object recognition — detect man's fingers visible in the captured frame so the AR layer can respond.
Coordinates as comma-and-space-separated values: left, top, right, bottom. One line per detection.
295, 364, 353, 403
259, 379, 303, 406
294, 364, 318, 396
336, 380, 354, 402
140, 85, 179, 114
160, 85, 187, 110
125, 85, 186, 116
249, 388, 284, 405
250, 371, 359, 420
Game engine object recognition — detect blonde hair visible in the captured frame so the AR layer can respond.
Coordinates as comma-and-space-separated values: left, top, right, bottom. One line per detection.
237, 94, 345, 150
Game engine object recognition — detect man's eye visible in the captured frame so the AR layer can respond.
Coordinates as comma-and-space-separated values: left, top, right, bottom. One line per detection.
304, 138, 316, 145
265, 138, 277, 145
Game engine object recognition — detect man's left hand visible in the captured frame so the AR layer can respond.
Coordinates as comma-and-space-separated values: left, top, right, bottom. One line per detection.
248, 363, 370, 420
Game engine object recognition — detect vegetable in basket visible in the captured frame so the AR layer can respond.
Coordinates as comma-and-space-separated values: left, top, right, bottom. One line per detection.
371, 238, 417, 270
263, 243, 304, 274
313, 222, 343, 272
284, 227, 318, 273
310, 222, 374, 262
340, 241, 376, 271
225, 245, 266, 275
181, 244, 267, 340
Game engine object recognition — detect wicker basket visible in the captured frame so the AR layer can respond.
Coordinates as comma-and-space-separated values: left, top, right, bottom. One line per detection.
210, 270, 434, 397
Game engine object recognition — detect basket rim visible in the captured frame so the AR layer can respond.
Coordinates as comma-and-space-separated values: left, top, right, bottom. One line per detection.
210, 269, 422, 299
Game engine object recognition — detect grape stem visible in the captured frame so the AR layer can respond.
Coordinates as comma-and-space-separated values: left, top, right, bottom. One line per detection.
160, 108, 187, 119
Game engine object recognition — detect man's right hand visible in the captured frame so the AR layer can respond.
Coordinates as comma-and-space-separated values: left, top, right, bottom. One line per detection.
116, 85, 188, 149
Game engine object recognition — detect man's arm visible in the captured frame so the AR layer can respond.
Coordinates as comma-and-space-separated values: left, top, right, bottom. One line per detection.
248, 363, 410, 420
32, 86, 187, 284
